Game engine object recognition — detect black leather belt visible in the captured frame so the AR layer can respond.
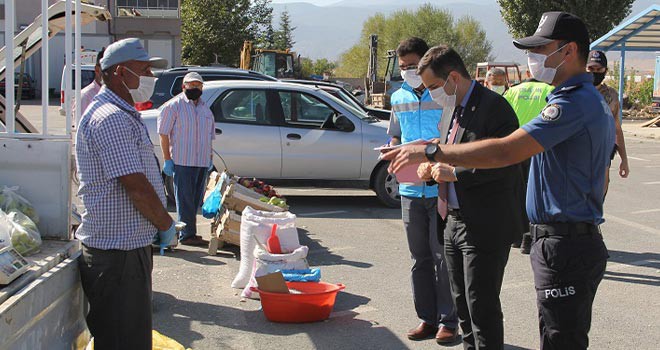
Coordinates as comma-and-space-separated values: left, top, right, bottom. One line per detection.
530, 223, 600, 241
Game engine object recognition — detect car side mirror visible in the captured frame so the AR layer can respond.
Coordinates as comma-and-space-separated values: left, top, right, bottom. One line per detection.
334, 114, 355, 132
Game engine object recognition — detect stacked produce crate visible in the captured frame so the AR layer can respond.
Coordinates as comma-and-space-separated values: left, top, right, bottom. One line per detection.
205, 172, 289, 255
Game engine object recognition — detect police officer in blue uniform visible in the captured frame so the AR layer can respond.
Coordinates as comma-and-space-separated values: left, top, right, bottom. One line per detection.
384, 12, 615, 350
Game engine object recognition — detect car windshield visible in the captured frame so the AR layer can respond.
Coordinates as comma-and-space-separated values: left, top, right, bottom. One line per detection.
317, 89, 374, 121
335, 88, 365, 110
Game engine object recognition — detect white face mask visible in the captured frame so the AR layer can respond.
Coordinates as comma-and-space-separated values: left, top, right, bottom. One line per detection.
429, 77, 457, 108
490, 85, 506, 95
527, 43, 567, 84
401, 69, 423, 88
121, 66, 157, 103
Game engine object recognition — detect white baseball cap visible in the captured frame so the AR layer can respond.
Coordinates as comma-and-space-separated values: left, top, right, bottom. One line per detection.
183, 72, 204, 83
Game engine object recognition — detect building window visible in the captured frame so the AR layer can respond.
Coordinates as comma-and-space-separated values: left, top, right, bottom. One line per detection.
116, 0, 179, 18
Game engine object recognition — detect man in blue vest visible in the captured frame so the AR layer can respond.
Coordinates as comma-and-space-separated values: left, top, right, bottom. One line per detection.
387, 37, 458, 344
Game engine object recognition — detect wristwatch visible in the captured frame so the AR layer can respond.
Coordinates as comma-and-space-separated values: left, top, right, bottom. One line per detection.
425, 143, 439, 162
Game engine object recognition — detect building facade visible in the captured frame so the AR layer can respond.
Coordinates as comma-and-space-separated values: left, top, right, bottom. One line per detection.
0, 0, 181, 95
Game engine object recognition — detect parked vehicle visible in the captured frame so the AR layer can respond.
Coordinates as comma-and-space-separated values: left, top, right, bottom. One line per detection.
147, 66, 277, 110
141, 80, 400, 207
0, 73, 37, 100
59, 64, 96, 115
282, 79, 391, 120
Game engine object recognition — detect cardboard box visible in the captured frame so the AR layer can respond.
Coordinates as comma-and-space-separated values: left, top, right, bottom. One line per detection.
256, 272, 289, 293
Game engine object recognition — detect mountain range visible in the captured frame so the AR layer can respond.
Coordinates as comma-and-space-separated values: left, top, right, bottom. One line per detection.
271, 0, 658, 70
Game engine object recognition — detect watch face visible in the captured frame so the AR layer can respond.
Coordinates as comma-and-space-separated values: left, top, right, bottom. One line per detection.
425, 143, 438, 161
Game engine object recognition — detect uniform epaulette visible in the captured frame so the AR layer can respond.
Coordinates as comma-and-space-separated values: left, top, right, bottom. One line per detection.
555, 84, 583, 94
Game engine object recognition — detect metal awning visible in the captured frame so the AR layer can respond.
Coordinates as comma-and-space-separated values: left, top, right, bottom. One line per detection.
591, 5, 660, 52
590, 4, 660, 120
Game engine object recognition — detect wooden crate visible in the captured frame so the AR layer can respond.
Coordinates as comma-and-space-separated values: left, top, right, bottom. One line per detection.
220, 209, 242, 232
221, 184, 287, 213
208, 209, 242, 255
371, 93, 391, 109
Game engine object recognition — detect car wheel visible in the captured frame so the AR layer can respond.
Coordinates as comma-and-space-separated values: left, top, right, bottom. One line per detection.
373, 163, 401, 208
163, 174, 175, 204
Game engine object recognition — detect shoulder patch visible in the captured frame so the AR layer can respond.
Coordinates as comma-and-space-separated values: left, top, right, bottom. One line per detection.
541, 104, 562, 121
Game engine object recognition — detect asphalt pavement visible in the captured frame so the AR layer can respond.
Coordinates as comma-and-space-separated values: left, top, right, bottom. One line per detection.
16, 101, 660, 349
151, 136, 660, 350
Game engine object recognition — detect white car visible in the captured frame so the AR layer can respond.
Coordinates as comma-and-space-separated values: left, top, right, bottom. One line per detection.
141, 80, 400, 207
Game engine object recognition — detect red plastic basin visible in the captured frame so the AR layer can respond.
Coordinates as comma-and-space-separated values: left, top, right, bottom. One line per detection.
251, 281, 345, 323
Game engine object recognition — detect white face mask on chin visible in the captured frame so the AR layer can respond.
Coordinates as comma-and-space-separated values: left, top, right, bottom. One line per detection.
429, 77, 457, 108
401, 69, 423, 88
527, 43, 567, 84
121, 66, 157, 103
490, 85, 506, 95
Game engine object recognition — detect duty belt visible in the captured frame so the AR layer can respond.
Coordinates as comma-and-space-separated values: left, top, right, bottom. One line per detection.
530, 222, 601, 241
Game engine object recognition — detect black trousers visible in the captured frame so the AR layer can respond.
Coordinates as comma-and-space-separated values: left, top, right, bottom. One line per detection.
443, 213, 511, 350
79, 245, 153, 350
531, 233, 608, 350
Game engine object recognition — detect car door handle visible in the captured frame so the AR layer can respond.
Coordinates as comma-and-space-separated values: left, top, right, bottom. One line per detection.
215, 128, 222, 135
286, 133, 301, 140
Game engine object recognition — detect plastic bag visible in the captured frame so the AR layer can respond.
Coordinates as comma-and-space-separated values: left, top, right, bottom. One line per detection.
0, 186, 39, 224
7, 211, 42, 256
0, 210, 12, 249
85, 330, 192, 350
231, 206, 299, 289
202, 182, 223, 218
242, 245, 309, 298
281, 268, 322, 282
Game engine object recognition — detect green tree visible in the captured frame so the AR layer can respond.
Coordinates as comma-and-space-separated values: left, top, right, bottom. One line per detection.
299, 57, 338, 78
497, 0, 635, 41
274, 10, 296, 51
181, 0, 273, 66
335, 5, 491, 78
313, 58, 337, 75
300, 57, 315, 78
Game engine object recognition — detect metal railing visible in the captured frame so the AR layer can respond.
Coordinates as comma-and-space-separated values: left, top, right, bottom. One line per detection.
115, 6, 180, 18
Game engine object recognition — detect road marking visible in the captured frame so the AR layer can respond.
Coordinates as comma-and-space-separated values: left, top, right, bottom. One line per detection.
631, 208, 660, 214
628, 156, 650, 162
644, 165, 660, 168
642, 181, 660, 185
298, 210, 347, 217
605, 214, 660, 237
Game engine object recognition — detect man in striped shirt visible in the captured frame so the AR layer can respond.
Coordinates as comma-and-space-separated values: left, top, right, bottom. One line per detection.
158, 72, 215, 245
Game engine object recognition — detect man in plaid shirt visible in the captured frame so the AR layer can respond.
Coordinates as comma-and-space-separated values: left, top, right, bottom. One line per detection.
75, 38, 172, 350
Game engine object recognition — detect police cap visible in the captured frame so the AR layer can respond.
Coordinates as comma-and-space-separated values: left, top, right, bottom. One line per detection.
513, 12, 590, 50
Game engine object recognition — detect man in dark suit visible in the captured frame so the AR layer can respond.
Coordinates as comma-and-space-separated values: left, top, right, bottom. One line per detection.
412, 45, 527, 350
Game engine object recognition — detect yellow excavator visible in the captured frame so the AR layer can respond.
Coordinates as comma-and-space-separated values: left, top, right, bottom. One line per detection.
240, 41, 300, 79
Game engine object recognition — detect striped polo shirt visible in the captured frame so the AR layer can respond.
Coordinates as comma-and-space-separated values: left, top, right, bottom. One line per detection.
157, 93, 215, 168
